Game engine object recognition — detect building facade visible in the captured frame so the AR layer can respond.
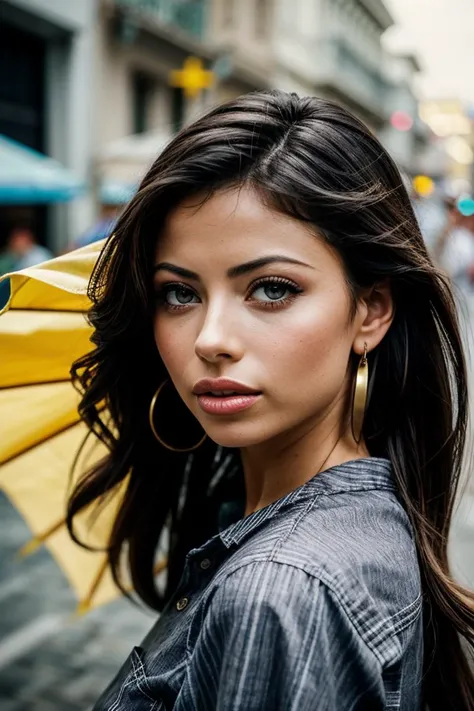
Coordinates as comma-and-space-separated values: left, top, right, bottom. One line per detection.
94, 0, 278, 213
0, 0, 97, 251
273, 0, 394, 131
420, 99, 474, 194
207, 0, 275, 102
1, 0, 427, 250
378, 53, 430, 176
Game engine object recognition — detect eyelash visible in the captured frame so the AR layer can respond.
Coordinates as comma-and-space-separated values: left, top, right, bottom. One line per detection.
155, 276, 303, 312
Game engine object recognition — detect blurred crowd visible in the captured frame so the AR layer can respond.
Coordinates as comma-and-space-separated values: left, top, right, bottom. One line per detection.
0, 203, 121, 278
415, 193, 474, 292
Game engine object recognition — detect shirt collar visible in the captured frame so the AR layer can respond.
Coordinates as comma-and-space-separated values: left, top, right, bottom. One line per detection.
218, 457, 394, 549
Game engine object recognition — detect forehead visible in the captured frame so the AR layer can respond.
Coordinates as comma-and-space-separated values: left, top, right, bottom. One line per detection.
155, 186, 337, 270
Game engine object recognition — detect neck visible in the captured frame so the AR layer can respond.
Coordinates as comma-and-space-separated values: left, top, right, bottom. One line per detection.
239, 411, 369, 517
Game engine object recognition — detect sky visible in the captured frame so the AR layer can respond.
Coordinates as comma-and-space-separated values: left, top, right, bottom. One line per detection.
383, 0, 474, 104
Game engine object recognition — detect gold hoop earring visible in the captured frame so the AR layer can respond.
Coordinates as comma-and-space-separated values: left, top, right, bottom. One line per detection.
351, 343, 369, 444
149, 380, 207, 452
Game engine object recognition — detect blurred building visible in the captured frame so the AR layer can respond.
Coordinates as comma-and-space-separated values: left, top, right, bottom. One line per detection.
95, 0, 213, 200
378, 53, 431, 176
99, 0, 425, 206
420, 99, 474, 195
0, 0, 278, 252
0, 0, 97, 251
95, 0, 278, 218
273, 0, 394, 132
208, 0, 274, 102
97, 0, 274, 139
0, 0, 434, 252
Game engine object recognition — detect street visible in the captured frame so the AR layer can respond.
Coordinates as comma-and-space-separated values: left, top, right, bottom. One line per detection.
1, 296, 474, 710
0, 492, 154, 711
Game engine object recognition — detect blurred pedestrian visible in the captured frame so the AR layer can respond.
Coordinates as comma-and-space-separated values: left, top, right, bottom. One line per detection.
0, 244, 16, 277
434, 201, 474, 292
65, 92, 474, 710
71, 204, 120, 250
412, 190, 448, 255
3, 223, 53, 271
0, 224, 53, 309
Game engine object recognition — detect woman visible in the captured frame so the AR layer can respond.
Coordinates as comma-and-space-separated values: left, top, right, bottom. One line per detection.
68, 91, 474, 710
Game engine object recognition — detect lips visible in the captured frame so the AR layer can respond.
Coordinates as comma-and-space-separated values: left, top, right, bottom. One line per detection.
192, 378, 262, 416
192, 378, 260, 397
207, 390, 243, 397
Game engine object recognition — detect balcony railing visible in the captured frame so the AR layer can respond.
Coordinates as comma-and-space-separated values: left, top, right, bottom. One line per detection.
116, 0, 207, 39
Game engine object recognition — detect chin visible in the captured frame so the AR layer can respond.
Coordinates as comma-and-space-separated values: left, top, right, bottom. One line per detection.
202, 421, 271, 449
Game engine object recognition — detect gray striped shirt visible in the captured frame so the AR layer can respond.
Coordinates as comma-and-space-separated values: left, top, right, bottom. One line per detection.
94, 457, 423, 710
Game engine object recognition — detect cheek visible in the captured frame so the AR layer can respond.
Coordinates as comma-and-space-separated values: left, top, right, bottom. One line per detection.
153, 318, 189, 376
265, 293, 352, 391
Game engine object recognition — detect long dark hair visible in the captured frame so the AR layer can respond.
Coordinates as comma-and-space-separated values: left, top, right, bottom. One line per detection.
68, 90, 474, 708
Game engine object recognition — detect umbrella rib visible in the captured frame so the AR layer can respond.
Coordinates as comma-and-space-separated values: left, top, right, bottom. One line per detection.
19, 517, 69, 557
76, 555, 110, 615
8, 307, 89, 314
0, 378, 73, 390
0, 415, 82, 466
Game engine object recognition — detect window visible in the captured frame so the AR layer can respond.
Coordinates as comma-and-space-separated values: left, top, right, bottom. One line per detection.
171, 87, 185, 133
131, 72, 152, 134
0, 23, 45, 150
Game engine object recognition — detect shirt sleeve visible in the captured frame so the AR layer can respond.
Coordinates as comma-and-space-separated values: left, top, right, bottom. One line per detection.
177, 561, 386, 711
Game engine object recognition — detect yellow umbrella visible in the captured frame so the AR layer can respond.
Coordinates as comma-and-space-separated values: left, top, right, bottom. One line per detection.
0, 242, 165, 611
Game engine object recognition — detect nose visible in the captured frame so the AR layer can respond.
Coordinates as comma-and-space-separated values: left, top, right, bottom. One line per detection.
194, 300, 244, 364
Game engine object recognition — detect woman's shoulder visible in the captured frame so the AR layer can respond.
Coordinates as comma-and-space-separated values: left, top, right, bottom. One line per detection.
212, 459, 422, 652
204, 552, 419, 671
277, 472, 420, 587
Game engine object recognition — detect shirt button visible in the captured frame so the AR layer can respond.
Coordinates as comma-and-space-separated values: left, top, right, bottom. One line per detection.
200, 558, 212, 570
176, 597, 189, 611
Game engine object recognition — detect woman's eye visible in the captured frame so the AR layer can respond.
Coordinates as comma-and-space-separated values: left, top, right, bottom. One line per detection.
163, 285, 199, 306
250, 279, 301, 304
253, 283, 289, 301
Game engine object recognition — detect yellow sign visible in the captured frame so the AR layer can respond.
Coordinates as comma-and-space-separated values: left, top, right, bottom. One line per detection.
169, 56, 215, 99
413, 175, 435, 197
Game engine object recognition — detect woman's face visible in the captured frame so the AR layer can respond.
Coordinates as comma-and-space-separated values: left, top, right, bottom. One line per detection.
153, 187, 363, 449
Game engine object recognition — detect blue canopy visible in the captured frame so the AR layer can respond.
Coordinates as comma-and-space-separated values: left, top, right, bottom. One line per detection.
0, 135, 85, 204
99, 179, 136, 206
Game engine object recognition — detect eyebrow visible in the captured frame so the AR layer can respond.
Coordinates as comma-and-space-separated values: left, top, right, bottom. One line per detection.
153, 255, 315, 280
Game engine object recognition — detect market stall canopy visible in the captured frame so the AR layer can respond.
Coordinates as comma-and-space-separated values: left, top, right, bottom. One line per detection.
0, 134, 85, 204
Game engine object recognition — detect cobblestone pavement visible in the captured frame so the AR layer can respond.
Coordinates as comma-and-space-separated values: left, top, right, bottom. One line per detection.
0, 493, 155, 711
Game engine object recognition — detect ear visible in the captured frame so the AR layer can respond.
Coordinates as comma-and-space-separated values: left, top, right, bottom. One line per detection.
353, 280, 394, 355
